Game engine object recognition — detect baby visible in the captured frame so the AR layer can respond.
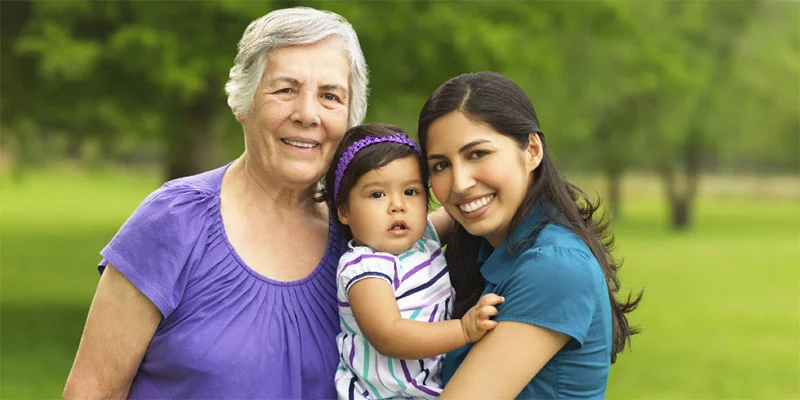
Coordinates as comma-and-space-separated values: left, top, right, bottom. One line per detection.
324, 123, 503, 399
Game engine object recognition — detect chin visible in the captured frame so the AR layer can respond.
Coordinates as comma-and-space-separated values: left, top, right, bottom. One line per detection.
461, 220, 499, 240
280, 165, 325, 186
388, 242, 415, 255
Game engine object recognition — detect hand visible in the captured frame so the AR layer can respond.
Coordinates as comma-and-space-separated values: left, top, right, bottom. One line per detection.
461, 293, 504, 343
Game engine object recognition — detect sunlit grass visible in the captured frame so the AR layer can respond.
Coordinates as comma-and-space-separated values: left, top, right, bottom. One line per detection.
1, 170, 798, 398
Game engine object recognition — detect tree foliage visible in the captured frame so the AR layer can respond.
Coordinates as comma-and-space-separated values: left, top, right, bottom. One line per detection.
1, 0, 797, 229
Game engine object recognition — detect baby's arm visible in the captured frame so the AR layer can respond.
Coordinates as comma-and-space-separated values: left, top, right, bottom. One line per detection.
348, 278, 503, 360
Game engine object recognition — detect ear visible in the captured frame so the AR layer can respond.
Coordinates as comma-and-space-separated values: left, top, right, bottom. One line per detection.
337, 204, 350, 226
524, 132, 544, 173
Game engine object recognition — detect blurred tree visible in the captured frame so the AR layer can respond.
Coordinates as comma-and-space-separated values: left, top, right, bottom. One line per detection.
643, 1, 760, 230
3, 1, 269, 179
2, 0, 796, 232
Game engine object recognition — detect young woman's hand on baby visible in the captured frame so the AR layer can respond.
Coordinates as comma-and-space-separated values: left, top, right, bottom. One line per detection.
461, 293, 504, 343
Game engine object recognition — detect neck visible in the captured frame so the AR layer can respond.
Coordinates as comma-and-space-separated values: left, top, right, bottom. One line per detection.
227, 156, 321, 215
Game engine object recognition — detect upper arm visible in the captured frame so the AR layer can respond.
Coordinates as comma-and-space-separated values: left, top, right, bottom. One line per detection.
439, 321, 570, 399
63, 264, 162, 399
348, 277, 403, 347
428, 207, 453, 244
347, 275, 467, 360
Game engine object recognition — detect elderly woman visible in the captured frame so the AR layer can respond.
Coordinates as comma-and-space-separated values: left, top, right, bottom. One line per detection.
63, 7, 368, 399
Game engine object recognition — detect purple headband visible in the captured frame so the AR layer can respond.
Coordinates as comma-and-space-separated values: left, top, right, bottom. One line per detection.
333, 135, 422, 203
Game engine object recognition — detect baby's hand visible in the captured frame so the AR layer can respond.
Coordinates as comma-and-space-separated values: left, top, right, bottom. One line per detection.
461, 293, 504, 343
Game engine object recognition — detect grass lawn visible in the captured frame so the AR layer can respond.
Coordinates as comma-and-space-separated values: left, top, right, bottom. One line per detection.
1, 169, 798, 399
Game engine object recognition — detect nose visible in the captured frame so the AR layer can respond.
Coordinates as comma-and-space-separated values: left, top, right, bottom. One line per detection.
389, 194, 406, 214
291, 90, 321, 128
451, 164, 476, 194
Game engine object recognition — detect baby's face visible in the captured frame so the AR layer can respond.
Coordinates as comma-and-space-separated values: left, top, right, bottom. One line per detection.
338, 156, 428, 255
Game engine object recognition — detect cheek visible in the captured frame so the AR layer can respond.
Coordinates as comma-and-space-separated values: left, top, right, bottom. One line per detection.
430, 175, 450, 203
325, 109, 349, 136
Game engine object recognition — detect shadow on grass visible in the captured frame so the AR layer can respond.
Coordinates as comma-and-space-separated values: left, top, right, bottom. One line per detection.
1, 302, 88, 399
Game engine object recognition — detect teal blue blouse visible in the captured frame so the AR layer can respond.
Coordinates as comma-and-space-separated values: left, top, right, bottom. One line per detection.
442, 203, 612, 399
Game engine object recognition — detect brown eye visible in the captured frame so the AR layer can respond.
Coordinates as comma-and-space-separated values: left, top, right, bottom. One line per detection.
431, 162, 449, 172
468, 150, 489, 160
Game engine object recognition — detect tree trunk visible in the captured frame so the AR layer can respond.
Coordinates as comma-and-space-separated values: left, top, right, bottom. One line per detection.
606, 167, 622, 219
670, 197, 691, 230
661, 130, 701, 231
165, 83, 218, 181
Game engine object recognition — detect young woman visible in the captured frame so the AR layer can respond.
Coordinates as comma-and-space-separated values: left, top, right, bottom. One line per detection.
418, 72, 642, 399
324, 123, 503, 399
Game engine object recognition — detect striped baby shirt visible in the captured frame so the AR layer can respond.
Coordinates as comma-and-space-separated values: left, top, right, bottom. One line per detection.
335, 219, 453, 400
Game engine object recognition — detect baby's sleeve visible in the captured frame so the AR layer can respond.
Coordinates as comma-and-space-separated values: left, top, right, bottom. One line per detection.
422, 218, 441, 245
337, 250, 399, 296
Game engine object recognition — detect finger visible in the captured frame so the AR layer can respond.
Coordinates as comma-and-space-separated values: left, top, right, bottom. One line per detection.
476, 306, 497, 321
478, 293, 505, 307
481, 320, 498, 330
481, 306, 499, 319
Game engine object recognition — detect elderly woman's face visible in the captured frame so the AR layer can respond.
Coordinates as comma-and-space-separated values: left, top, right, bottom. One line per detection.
243, 38, 350, 188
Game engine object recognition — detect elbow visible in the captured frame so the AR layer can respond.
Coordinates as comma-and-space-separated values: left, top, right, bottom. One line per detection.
367, 332, 406, 359
371, 341, 402, 359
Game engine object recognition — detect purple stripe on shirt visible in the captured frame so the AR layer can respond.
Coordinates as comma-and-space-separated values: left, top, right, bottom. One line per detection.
349, 334, 356, 367
400, 247, 442, 282
401, 360, 441, 397
341, 254, 396, 275
412, 287, 453, 311
397, 266, 448, 300
427, 304, 440, 323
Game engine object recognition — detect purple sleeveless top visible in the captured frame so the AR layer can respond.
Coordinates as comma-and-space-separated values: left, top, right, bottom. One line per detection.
98, 163, 347, 399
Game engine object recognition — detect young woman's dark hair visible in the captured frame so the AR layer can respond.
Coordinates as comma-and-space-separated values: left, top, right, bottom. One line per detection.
417, 71, 642, 363
323, 123, 430, 241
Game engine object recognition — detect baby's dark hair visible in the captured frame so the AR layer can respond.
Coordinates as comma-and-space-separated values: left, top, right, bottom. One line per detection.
324, 123, 430, 241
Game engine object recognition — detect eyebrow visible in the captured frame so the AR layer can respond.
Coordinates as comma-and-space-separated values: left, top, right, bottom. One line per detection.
321, 84, 348, 95
269, 77, 347, 94
361, 178, 423, 189
269, 76, 300, 86
428, 139, 491, 160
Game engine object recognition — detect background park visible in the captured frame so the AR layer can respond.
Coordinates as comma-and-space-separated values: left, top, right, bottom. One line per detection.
1, 1, 798, 398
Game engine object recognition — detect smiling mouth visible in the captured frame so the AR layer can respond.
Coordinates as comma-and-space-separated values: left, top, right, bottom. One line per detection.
458, 194, 495, 213
281, 139, 318, 149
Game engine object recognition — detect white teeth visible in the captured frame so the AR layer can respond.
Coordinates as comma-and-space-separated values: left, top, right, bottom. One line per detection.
459, 195, 493, 213
282, 139, 317, 148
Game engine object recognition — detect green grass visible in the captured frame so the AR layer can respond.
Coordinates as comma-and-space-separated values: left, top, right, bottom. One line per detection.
1, 170, 798, 399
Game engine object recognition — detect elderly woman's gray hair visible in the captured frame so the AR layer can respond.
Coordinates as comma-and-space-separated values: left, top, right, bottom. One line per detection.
225, 7, 369, 127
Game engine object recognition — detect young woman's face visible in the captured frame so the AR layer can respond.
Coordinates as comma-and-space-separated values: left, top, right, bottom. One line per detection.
338, 156, 428, 255
426, 111, 542, 248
